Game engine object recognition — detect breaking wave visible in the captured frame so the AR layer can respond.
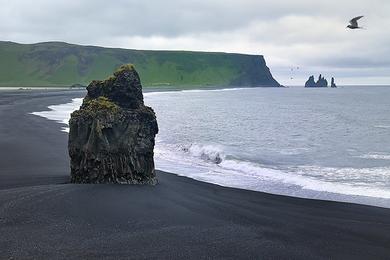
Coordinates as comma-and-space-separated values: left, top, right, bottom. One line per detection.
357, 153, 390, 160
30, 98, 82, 132
181, 143, 225, 164
154, 142, 390, 202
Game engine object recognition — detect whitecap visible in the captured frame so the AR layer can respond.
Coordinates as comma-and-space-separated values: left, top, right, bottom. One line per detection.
30, 98, 82, 132
374, 125, 390, 129
357, 153, 390, 160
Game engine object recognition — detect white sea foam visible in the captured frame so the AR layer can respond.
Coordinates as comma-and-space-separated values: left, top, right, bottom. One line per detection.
143, 87, 248, 97
357, 153, 390, 160
30, 98, 82, 132
182, 143, 225, 164
154, 142, 390, 200
180, 87, 247, 93
374, 125, 390, 129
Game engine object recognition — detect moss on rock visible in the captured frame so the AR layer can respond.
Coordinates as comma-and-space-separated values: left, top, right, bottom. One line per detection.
84, 96, 120, 112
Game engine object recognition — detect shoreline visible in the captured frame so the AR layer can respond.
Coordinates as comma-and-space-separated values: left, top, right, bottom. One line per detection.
1, 90, 390, 258
31, 88, 390, 208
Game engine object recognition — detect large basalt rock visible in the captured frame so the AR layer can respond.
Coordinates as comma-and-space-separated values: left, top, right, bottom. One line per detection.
305, 74, 329, 88
316, 74, 328, 87
68, 64, 159, 184
331, 77, 337, 88
305, 75, 316, 88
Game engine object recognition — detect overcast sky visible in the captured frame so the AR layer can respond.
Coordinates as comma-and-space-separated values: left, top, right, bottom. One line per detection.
1, 0, 389, 85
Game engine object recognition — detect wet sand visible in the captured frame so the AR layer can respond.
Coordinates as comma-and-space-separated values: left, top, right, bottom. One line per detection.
1, 90, 390, 259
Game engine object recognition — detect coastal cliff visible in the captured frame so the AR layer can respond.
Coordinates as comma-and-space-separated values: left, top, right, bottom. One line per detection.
68, 64, 158, 184
0, 41, 280, 88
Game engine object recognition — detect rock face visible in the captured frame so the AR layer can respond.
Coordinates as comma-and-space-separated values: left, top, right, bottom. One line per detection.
316, 74, 328, 87
305, 74, 329, 88
68, 64, 159, 184
331, 77, 337, 88
305, 75, 316, 88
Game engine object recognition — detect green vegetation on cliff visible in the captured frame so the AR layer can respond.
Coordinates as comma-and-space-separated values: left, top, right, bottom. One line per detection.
83, 97, 120, 113
0, 41, 280, 88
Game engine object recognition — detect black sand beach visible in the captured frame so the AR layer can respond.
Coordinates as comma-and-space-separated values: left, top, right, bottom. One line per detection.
1, 90, 390, 259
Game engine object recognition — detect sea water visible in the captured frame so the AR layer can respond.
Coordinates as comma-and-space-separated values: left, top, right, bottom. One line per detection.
32, 86, 390, 207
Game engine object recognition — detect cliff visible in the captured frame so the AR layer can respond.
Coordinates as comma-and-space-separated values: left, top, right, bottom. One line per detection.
68, 64, 158, 184
0, 41, 281, 88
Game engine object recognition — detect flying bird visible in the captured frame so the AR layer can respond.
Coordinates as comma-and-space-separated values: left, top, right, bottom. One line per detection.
347, 16, 364, 29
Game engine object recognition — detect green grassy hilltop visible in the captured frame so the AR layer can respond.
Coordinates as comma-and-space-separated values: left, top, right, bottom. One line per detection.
0, 41, 280, 88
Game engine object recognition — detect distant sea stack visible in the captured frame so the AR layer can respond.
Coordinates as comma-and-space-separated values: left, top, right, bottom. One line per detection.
331, 77, 337, 88
305, 74, 336, 88
0, 41, 281, 88
68, 64, 159, 184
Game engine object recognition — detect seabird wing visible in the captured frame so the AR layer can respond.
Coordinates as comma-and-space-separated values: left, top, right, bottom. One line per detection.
350, 16, 364, 26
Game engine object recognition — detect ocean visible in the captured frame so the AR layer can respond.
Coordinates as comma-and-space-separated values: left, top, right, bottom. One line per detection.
32, 86, 390, 208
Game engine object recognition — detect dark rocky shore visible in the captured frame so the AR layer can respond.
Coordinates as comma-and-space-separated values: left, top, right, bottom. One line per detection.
1, 90, 390, 259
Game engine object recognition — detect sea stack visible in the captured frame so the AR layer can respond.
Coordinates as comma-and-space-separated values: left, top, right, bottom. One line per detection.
305, 74, 329, 88
316, 74, 328, 87
305, 75, 316, 88
331, 77, 337, 88
68, 64, 159, 184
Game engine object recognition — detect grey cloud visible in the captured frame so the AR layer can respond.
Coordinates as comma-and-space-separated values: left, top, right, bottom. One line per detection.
0, 0, 389, 84
2, 0, 387, 37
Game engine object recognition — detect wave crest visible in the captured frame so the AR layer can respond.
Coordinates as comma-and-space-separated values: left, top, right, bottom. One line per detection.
357, 153, 390, 160
181, 143, 225, 164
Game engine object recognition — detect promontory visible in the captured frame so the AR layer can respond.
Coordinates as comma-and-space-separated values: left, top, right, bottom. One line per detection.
0, 41, 281, 88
